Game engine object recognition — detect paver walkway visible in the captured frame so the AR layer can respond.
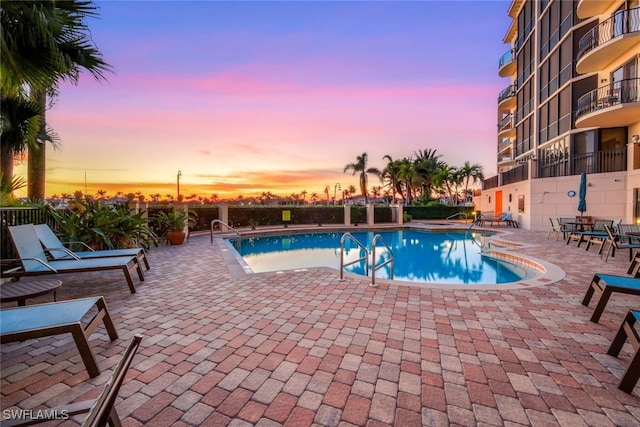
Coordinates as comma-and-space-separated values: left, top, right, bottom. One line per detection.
2, 226, 640, 426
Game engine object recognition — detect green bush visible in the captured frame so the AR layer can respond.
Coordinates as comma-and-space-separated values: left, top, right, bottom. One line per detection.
49, 199, 158, 250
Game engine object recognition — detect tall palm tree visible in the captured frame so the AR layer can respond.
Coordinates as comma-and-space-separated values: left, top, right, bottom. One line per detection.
458, 161, 484, 205
382, 155, 403, 201
343, 152, 382, 204
1, 0, 112, 199
397, 157, 417, 205
413, 148, 443, 202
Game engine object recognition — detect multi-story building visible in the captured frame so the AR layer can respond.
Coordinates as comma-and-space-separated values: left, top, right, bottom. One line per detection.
479, 0, 640, 230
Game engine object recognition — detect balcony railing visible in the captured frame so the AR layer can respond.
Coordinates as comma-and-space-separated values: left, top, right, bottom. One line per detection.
498, 138, 511, 152
482, 175, 499, 190
499, 49, 515, 68
577, 6, 640, 61
502, 163, 528, 186
575, 78, 640, 120
498, 113, 513, 131
498, 85, 517, 104
538, 148, 627, 178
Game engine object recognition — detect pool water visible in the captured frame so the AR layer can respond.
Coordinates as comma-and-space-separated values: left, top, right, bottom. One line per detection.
227, 230, 527, 285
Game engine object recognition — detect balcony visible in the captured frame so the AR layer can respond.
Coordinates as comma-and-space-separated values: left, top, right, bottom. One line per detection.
498, 137, 512, 153
498, 113, 515, 138
575, 78, 640, 128
576, 7, 640, 74
538, 148, 627, 178
498, 85, 516, 111
498, 49, 516, 77
577, 0, 611, 19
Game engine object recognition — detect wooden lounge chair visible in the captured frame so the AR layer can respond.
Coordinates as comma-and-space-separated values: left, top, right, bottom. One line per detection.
1, 334, 142, 427
2, 224, 144, 294
0, 297, 118, 378
547, 217, 562, 240
34, 224, 150, 270
582, 252, 640, 323
607, 309, 640, 393
566, 219, 612, 247
602, 224, 640, 262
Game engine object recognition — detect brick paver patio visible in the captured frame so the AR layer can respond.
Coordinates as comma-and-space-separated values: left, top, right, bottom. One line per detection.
2, 225, 640, 426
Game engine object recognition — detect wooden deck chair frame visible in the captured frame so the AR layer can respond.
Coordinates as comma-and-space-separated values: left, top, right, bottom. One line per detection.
1, 334, 142, 427
607, 310, 640, 393
582, 252, 640, 323
0, 297, 118, 378
602, 224, 640, 263
34, 224, 150, 270
548, 217, 562, 240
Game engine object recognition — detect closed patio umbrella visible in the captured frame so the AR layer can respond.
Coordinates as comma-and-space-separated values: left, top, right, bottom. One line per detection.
577, 172, 587, 217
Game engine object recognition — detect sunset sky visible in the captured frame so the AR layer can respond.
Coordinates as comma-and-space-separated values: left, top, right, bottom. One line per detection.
13, 0, 512, 200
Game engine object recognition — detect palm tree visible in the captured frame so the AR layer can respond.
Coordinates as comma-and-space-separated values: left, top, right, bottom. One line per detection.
1, 1, 112, 200
397, 158, 417, 205
413, 148, 443, 202
434, 164, 461, 205
343, 152, 382, 204
458, 161, 484, 205
382, 155, 402, 201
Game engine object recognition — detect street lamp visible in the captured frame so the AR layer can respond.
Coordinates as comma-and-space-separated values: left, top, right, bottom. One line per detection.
334, 183, 341, 206
177, 170, 182, 199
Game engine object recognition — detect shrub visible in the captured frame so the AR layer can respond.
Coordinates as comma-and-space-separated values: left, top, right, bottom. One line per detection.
48, 199, 158, 250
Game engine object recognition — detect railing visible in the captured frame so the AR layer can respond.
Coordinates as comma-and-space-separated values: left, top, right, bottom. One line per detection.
210, 219, 240, 243
482, 175, 499, 190
1, 207, 55, 260
498, 49, 515, 68
370, 234, 394, 287
498, 113, 513, 131
575, 78, 640, 120
501, 163, 529, 186
498, 85, 517, 104
538, 148, 627, 178
339, 233, 368, 281
499, 138, 511, 152
577, 6, 640, 61
446, 212, 467, 222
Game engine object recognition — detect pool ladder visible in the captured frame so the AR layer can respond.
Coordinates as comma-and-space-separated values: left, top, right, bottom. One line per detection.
210, 219, 241, 243
339, 233, 394, 286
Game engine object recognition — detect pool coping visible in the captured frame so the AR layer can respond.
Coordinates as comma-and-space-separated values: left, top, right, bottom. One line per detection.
212, 223, 566, 291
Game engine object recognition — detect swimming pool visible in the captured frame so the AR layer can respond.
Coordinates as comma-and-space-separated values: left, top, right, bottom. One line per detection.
227, 229, 532, 285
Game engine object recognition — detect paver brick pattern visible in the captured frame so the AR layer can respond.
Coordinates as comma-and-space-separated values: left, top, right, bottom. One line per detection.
2, 226, 640, 426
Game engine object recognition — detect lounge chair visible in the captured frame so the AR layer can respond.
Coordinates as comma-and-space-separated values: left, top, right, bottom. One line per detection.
2, 224, 144, 294
2, 334, 142, 427
607, 309, 640, 393
602, 224, 640, 262
582, 252, 640, 323
547, 217, 562, 240
481, 212, 515, 227
0, 296, 118, 378
34, 224, 150, 270
566, 219, 613, 247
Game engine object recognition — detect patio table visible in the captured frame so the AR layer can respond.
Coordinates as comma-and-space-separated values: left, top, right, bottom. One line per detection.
0, 279, 62, 306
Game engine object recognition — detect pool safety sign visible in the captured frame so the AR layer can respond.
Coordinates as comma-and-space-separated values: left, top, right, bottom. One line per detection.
282, 210, 291, 222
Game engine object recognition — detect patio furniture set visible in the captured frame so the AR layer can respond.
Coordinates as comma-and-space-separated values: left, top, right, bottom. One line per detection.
0, 224, 148, 425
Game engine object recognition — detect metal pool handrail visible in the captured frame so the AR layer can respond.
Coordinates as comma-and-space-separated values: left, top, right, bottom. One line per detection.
339, 233, 369, 280
211, 219, 240, 243
371, 234, 394, 287
446, 212, 467, 221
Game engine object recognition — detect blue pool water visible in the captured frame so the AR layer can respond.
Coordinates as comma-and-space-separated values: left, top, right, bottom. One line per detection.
227, 229, 527, 285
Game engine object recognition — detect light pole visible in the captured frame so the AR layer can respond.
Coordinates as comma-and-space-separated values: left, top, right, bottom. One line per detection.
334, 183, 341, 206
177, 170, 182, 199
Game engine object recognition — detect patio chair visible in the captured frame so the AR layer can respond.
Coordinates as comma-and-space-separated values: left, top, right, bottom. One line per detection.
34, 224, 150, 270
559, 217, 576, 240
1, 334, 142, 427
582, 252, 640, 323
2, 224, 144, 294
547, 217, 562, 240
617, 223, 640, 245
567, 219, 613, 248
602, 224, 640, 262
0, 296, 118, 378
607, 309, 640, 393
